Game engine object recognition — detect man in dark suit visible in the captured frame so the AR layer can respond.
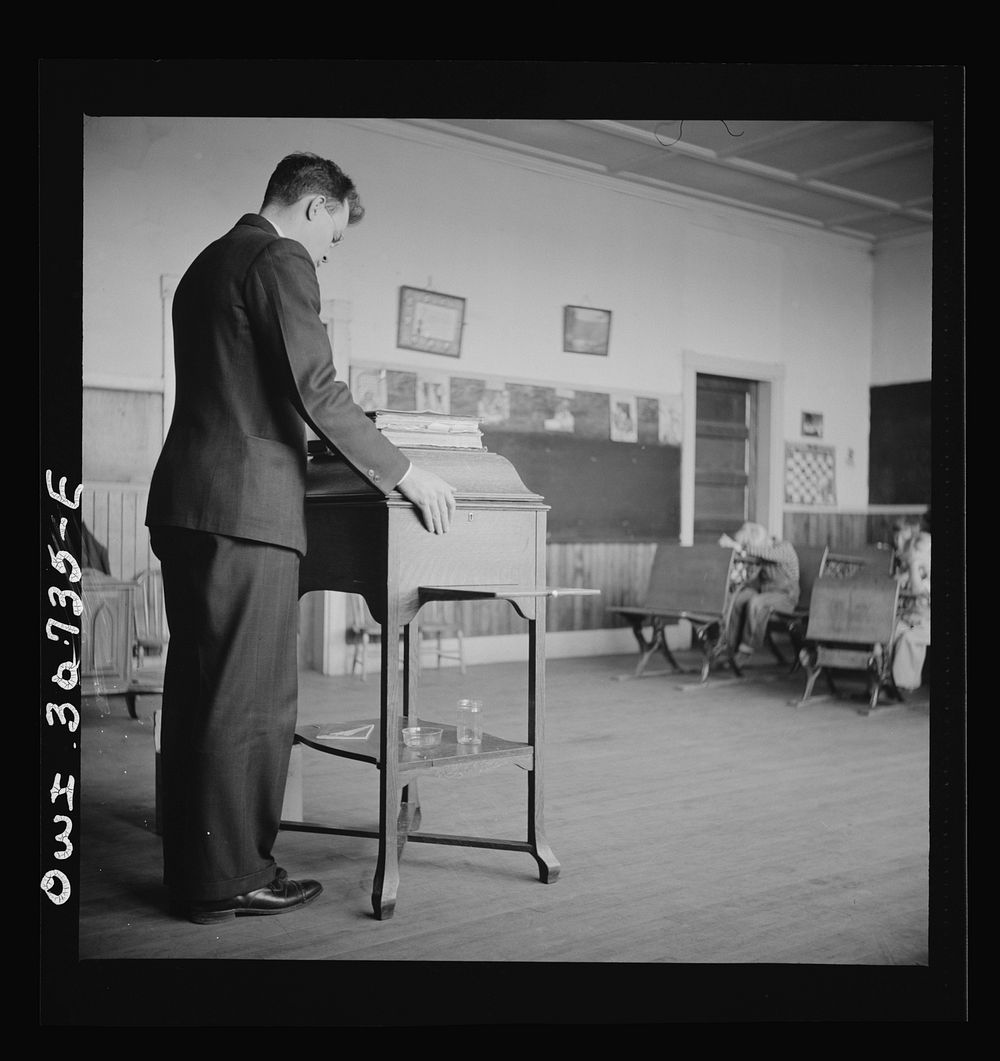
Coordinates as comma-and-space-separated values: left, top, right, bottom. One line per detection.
146, 153, 456, 924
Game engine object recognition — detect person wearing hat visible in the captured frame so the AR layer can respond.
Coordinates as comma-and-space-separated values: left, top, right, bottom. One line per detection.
718, 521, 800, 666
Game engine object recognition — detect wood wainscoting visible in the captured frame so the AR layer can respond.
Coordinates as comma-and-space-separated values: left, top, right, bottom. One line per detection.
426, 506, 927, 638
420, 540, 659, 638
782, 506, 927, 555
81, 482, 157, 582
77, 487, 926, 643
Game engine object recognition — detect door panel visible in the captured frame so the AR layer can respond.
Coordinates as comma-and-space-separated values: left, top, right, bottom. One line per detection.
695, 483, 748, 520
694, 374, 758, 542
695, 435, 748, 472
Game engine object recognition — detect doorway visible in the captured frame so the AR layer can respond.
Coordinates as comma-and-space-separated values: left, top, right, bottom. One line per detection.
680, 350, 783, 546
693, 373, 759, 542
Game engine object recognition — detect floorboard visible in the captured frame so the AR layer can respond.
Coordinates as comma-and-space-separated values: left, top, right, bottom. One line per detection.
60, 650, 960, 1022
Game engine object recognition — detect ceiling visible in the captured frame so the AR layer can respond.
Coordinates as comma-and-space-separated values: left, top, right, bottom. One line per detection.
400, 118, 934, 246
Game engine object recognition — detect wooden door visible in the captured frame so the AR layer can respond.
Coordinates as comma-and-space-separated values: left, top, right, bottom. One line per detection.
693, 374, 758, 542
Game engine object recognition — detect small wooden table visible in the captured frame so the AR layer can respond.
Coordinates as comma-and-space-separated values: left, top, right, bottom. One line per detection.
281, 446, 598, 919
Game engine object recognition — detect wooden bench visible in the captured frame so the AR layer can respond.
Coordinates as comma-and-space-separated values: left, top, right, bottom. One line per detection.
791, 573, 902, 715
607, 542, 748, 684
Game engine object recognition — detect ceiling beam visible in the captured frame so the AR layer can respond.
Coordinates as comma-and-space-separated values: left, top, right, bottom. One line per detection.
571, 118, 932, 221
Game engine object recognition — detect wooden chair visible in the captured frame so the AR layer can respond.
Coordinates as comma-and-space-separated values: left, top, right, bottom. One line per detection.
607, 542, 746, 683
347, 593, 384, 681
419, 604, 467, 674
131, 567, 168, 667
792, 573, 902, 715
348, 595, 466, 679
126, 567, 168, 717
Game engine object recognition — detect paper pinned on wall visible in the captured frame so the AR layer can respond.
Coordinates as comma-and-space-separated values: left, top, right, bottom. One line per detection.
350, 367, 387, 412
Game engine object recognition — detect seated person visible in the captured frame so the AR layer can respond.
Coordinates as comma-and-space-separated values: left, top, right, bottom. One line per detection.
890, 516, 931, 692
890, 514, 923, 577
718, 522, 800, 665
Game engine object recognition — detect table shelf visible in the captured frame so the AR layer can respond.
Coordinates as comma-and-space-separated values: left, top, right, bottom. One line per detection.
295, 717, 534, 774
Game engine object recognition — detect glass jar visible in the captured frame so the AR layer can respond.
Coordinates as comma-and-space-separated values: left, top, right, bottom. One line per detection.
456, 698, 483, 744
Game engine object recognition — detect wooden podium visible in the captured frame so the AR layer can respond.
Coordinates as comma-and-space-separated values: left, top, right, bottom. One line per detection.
280, 443, 598, 919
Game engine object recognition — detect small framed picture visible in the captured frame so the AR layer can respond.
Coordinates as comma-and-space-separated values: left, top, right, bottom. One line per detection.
563, 305, 612, 356
397, 286, 466, 357
801, 411, 824, 438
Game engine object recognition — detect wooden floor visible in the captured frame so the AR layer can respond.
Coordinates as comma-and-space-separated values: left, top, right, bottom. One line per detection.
62, 648, 964, 1023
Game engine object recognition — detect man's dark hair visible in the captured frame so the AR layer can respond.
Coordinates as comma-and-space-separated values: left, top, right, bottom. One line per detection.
262, 152, 365, 223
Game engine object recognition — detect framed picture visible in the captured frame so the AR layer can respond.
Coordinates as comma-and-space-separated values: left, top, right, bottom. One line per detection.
397, 286, 466, 357
801, 411, 824, 438
563, 305, 612, 356
785, 442, 837, 506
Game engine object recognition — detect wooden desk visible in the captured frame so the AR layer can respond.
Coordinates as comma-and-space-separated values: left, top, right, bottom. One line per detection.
794, 574, 902, 714
281, 446, 597, 919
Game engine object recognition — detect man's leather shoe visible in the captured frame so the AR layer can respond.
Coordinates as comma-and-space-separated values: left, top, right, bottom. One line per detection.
184, 868, 322, 925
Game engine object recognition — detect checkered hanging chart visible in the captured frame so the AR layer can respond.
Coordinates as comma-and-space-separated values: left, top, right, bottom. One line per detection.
784, 442, 837, 505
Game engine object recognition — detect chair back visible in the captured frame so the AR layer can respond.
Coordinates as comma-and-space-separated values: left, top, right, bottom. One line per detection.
133, 567, 169, 649
782, 544, 826, 614
806, 574, 900, 646
643, 542, 733, 614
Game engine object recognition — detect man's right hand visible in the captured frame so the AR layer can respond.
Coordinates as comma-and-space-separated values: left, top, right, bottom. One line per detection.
396, 465, 457, 534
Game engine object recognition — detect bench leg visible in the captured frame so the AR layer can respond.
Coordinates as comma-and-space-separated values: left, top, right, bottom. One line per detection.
786, 620, 807, 673
617, 617, 685, 679
631, 622, 662, 677
792, 647, 830, 706
692, 621, 724, 683
793, 664, 822, 705
652, 618, 684, 672
859, 643, 906, 715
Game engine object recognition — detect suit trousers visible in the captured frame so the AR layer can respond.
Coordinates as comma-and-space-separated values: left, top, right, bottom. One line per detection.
150, 526, 300, 901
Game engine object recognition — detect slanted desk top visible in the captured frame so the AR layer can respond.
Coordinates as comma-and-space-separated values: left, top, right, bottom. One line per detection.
300, 445, 552, 625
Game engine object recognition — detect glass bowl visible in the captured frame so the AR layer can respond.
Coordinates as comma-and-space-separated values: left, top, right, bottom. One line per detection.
402, 726, 443, 748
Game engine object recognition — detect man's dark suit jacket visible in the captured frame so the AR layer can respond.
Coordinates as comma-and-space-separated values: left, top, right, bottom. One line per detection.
146, 213, 409, 554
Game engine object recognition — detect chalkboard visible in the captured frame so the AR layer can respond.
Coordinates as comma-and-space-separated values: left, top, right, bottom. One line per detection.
483, 429, 681, 543
868, 381, 931, 505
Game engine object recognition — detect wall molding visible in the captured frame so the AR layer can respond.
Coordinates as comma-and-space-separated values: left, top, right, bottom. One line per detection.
784, 503, 928, 514
84, 374, 164, 393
